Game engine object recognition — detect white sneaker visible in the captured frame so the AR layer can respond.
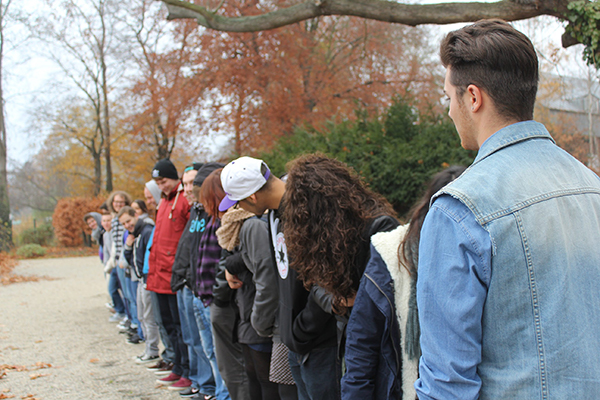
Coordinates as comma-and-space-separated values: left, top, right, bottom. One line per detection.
108, 313, 125, 322
135, 354, 160, 364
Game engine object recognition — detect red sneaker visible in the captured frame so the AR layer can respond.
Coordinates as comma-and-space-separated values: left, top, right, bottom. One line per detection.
156, 372, 180, 386
167, 377, 192, 391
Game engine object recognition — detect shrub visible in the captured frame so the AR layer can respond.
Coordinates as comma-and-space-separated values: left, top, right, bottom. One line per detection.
20, 224, 54, 246
261, 96, 476, 217
16, 244, 47, 258
52, 197, 106, 247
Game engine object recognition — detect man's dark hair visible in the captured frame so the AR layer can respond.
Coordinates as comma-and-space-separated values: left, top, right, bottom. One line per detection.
440, 19, 538, 121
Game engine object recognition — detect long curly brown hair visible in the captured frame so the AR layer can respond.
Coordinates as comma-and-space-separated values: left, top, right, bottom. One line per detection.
282, 153, 396, 312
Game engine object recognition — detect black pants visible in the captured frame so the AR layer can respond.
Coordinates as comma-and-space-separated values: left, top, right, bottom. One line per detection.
156, 292, 189, 378
241, 344, 280, 400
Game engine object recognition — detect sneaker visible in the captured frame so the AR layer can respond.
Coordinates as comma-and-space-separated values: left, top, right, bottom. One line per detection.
117, 319, 131, 330
178, 387, 199, 398
108, 313, 125, 322
127, 334, 143, 344
156, 372, 180, 386
203, 396, 216, 400
154, 362, 174, 376
135, 354, 159, 365
146, 360, 171, 372
168, 377, 192, 391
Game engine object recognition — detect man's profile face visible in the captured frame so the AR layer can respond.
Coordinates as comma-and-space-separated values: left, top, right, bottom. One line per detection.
182, 170, 198, 204
154, 177, 179, 196
444, 68, 478, 151
238, 194, 267, 217
119, 213, 138, 233
144, 187, 156, 207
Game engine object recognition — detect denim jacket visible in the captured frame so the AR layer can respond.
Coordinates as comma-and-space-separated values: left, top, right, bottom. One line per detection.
435, 121, 600, 399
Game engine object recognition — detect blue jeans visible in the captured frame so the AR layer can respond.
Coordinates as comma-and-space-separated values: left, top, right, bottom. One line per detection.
289, 346, 341, 400
116, 266, 132, 320
177, 288, 216, 394
128, 279, 142, 339
193, 296, 231, 400
108, 268, 125, 314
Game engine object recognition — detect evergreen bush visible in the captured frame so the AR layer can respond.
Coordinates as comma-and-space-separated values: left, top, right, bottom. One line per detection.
20, 224, 54, 246
261, 96, 476, 217
16, 244, 47, 258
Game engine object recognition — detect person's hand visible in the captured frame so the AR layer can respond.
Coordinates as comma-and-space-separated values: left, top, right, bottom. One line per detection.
125, 235, 135, 246
338, 294, 356, 308
226, 270, 243, 289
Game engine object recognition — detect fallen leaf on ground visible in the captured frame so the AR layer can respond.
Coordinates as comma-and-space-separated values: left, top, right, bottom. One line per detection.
32, 363, 51, 370
0, 365, 28, 372
34, 341, 42, 344
29, 373, 49, 380
89, 358, 99, 363
20, 395, 39, 400
0, 393, 15, 399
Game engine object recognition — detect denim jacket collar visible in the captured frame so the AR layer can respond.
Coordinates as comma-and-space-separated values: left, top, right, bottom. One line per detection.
474, 121, 554, 165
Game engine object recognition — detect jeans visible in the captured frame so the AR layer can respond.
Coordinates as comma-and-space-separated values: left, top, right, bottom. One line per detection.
108, 268, 125, 314
156, 292, 189, 378
116, 266, 132, 320
177, 288, 216, 394
150, 291, 175, 364
193, 297, 231, 400
241, 344, 280, 400
210, 303, 250, 400
289, 346, 341, 400
128, 279, 142, 338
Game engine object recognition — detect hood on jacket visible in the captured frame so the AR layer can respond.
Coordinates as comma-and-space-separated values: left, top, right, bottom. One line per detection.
133, 214, 155, 237
193, 162, 225, 187
145, 180, 161, 204
84, 212, 102, 227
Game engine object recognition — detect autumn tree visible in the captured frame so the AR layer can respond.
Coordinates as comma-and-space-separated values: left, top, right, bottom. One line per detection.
190, 3, 441, 155
122, 0, 202, 161
33, 0, 129, 192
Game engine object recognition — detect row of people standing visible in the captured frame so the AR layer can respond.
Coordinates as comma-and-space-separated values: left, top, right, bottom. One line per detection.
84, 19, 600, 400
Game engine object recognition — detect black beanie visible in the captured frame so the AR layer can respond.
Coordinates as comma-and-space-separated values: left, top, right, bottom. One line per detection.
152, 159, 179, 180
193, 162, 225, 187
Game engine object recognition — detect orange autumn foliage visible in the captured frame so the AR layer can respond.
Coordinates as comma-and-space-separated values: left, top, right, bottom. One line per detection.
52, 197, 106, 247
167, 4, 442, 155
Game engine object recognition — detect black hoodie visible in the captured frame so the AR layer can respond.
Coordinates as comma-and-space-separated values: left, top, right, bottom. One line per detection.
170, 162, 225, 293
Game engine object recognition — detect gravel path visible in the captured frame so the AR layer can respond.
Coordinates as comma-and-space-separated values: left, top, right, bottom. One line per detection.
0, 256, 182, 400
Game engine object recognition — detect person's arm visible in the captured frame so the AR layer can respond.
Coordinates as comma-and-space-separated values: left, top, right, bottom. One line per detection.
341, 271, 385, 399
311, 285, 334, 314
240, 218, 279, 337
415, 195, 492, 400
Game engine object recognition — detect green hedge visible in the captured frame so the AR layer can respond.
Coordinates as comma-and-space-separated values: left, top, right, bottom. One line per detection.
261, 96, 476, 217
20, 224, 54, 246
16, 244, 47, 258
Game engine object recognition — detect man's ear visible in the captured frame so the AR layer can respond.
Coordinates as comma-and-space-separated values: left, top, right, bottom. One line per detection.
246, 193, 258, 204
466, 84, 483, 112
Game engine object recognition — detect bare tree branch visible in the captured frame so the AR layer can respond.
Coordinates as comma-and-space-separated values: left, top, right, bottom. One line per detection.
160, 0, 568, 34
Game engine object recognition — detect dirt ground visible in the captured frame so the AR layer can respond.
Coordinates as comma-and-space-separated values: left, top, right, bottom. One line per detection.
0, 256, 183, 400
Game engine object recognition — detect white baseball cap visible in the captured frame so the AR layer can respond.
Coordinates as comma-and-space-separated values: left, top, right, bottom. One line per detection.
219, 156, 271, 212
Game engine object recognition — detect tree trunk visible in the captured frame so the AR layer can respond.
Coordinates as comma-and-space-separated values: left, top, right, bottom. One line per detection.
0, 1, 12, 250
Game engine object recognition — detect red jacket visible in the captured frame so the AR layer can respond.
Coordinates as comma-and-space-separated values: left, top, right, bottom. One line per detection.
147, 184, 190, 294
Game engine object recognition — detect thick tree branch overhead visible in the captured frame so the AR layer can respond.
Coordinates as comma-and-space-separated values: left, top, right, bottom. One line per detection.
160, 0, 570, 33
